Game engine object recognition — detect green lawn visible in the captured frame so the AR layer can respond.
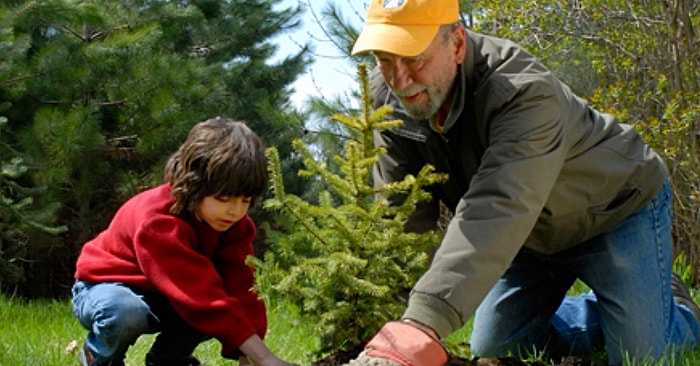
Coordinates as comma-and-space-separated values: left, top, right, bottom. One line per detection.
0, 295, 318, 366
1, 292, 699, 366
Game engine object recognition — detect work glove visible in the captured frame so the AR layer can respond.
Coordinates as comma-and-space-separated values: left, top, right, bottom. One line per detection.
343, 321, 448, 366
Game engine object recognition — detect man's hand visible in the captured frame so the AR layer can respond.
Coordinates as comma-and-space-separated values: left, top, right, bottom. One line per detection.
362, 320, 448, 366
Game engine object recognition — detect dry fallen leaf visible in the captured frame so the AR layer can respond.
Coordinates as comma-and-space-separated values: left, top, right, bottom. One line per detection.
64, 339, 79, 354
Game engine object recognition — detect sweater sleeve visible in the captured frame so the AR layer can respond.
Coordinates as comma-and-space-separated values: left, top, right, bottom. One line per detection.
133, 215, 258, 358
215, 218, 268, 340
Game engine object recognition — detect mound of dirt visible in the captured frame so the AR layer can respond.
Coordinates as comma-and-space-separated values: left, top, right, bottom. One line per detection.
311, 344, 598, 366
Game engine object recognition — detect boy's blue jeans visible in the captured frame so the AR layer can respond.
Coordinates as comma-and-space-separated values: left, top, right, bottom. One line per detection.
71, 281, 208, 365
470, 179, 698, 365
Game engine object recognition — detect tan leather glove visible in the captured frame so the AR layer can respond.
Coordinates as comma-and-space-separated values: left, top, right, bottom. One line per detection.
364, 321, 448, 366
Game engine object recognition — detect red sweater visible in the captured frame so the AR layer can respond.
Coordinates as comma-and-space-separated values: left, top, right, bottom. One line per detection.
74, 184, 266, 358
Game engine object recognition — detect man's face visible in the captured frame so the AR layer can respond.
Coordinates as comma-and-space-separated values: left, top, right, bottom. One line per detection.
374, 25, 464, 120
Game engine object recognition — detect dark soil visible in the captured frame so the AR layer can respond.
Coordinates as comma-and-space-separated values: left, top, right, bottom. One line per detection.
445, 355, 599, 366
310, 344, 600, 366
310, 345, 364, 366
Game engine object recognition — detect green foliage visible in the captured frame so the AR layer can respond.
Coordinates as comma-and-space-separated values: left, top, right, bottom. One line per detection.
0, 0, 311, 297
674, 253, 694, 286
254, 63, 447, 355
0, 116, 66, 288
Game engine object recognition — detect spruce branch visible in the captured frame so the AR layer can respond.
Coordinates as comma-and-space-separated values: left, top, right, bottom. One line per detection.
265, 147, 329, 248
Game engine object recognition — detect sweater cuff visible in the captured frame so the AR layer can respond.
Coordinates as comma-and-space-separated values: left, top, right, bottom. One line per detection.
401, 292, 463, 339
220, 326, 257, 359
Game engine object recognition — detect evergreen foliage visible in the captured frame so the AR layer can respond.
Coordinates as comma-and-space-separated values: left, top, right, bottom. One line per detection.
0, 116, 66, 289
0, 0, 311, 297
254, 64, 447, 355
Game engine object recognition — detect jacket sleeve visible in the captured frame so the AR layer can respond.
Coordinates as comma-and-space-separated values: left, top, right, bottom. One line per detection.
216, 218, 268, 340
133, 215, 259, 359
403, 79, 569, 338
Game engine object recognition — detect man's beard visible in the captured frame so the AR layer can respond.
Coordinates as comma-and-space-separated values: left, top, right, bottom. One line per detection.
393, 84, 446, 120
392, 66, 456, 121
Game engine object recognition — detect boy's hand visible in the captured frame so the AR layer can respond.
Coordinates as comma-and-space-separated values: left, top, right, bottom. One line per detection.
238, 334, 298, 366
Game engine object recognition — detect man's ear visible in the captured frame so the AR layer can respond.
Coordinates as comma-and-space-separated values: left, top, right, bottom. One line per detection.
452, 25, 467, 64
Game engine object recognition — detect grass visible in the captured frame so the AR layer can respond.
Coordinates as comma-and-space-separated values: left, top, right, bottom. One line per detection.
1, 288, 700, 366
0, 295, 319, 366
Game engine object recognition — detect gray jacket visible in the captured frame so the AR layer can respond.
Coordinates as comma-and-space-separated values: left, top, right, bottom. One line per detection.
371, 30, 667, 338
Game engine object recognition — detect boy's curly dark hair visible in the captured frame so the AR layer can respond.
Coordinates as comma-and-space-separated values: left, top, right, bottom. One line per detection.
164, 117, 268, 215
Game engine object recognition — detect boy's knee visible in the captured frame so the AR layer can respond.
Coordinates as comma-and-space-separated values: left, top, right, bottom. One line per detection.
92, 289, 151, 340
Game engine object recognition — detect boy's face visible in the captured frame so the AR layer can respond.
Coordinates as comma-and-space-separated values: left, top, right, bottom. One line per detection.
196, 195, 252, 232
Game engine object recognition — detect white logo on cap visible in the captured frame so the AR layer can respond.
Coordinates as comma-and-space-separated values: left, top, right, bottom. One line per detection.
383, 0, 404, 9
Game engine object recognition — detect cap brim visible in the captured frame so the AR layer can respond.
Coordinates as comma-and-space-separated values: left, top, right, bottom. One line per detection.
351, 23, 439, 57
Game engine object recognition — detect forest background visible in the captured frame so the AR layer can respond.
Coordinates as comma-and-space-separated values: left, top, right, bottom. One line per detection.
0, 0, 698, 302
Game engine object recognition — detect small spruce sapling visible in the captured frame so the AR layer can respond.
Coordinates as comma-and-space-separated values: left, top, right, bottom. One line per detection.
253, 63, 447, 355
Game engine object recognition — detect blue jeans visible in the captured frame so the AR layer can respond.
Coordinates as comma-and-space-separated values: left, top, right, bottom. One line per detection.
71, 281, 208, 365
469, 179, 698, 365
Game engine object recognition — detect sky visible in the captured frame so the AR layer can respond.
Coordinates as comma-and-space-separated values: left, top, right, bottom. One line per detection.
271, 0, 364, 108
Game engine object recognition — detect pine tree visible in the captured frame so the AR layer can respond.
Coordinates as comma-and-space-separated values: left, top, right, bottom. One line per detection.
255, 63, 447, 355
0, 0, 311, 297
0, 116, 66, 290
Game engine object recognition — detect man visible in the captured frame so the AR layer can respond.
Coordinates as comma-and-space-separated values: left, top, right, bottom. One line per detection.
347, 0, 700, 365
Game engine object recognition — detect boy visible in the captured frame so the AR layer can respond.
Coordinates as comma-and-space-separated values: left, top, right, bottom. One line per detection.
72, 117, 296, 366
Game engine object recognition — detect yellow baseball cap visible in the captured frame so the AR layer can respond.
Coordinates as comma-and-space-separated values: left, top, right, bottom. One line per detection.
351, 0, 460, 57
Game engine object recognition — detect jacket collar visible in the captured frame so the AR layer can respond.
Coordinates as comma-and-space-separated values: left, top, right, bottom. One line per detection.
439, 29, 473, 133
